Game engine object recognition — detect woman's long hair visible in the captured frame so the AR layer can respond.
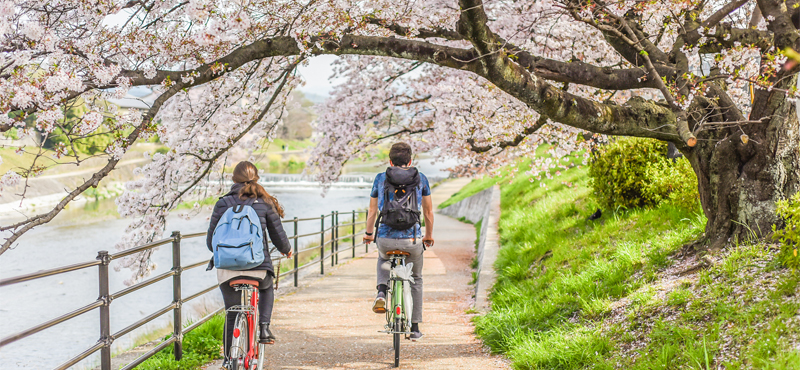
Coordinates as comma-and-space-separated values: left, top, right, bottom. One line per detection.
232, 161, 285, 217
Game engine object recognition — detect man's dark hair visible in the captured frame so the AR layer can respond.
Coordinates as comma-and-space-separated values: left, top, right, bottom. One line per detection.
389, 142, 412, 166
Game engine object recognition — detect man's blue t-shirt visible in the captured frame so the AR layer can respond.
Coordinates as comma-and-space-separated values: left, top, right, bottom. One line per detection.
371, 168, 431, 239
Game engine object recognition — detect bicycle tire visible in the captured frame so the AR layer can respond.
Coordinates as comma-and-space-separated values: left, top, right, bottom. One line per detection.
230, 313, 249, 370
393, 317, 401, 367
256, 343, 266, 370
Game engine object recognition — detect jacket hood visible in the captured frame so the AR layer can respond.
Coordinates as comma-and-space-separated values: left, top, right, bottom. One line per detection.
225, 182, 245, 197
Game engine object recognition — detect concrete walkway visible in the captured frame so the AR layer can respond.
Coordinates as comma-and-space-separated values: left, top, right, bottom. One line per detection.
204, 179, 508, 369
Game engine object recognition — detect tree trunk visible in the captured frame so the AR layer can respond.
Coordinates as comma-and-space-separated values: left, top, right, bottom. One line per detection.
687, 90, 800, 250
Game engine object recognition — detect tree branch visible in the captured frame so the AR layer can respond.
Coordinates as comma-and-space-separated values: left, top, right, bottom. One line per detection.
467, 115, 547, 153
365, 17, 464, 40
0, 81, 186, 255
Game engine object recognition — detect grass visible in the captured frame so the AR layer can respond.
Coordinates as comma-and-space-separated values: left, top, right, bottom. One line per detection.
0, 146, 71, 174
438, 176, 499, 209
137, 314, 225, 370
469, 219, 483, 285
257, 138, 314, 152
175, 195, 220, 210
472, 157, 800, 369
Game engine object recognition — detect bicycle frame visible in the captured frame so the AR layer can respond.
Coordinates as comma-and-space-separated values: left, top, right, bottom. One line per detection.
228, 284, 261, 369
384, 255, 412, 336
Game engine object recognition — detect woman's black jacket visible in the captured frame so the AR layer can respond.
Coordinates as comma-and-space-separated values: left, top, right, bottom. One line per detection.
206, 183, 291, 277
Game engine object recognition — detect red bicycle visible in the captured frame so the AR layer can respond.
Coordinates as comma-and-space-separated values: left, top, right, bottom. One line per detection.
225, 278, 266, 370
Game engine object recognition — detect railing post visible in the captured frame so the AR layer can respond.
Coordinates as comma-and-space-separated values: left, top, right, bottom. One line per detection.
352, 210, 356, 258
320, 215, 325, 275
332, 211, 337, 266
97, 250, 111, 370
171, 231, 183, 361
293, 217, 299, 287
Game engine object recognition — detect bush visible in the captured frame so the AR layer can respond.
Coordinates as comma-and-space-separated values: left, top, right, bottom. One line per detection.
138, 314, 225, 370
3, 127, 19, 140
773, 192, 800, 270
588, 137, 699, 211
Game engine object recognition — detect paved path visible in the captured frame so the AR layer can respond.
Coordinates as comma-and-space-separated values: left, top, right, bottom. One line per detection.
205, 179, 508, 369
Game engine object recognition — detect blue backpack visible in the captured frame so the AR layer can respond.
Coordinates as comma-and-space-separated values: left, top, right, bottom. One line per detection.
211, 196, 265, 270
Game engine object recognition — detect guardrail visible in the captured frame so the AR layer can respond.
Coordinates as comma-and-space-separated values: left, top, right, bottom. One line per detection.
0, 210, 368, 370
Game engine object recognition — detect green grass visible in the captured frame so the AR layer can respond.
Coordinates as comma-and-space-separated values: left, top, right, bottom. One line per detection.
138, 314, 225, 370
175, 195, 220, 210
259, 138, 314, 152
438, 176, 499, 209
473, 157, 800, 369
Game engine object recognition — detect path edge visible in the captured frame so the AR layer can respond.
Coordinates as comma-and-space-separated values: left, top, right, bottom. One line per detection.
439, 185, 500, 312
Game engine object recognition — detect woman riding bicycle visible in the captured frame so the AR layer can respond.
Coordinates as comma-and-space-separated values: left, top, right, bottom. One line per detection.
206, 161, 292, 363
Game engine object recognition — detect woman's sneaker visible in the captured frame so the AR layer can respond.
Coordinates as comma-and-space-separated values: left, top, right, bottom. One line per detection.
372, 291, 387, 313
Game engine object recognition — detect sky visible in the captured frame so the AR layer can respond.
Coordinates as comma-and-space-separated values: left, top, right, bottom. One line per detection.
103, 9, 341, 101
296, 55, 341, 99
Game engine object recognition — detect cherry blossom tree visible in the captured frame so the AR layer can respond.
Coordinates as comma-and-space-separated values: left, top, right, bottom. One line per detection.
1, 0, 798, 274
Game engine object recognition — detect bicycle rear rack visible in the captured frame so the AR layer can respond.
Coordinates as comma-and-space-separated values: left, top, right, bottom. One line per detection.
226, 305, 256, 315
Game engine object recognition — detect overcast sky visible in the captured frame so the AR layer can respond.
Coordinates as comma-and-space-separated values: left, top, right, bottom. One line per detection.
104, 9, 340, 100
296, 55, 340, 98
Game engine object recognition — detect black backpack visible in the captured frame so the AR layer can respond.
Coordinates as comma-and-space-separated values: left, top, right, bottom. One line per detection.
376, 166, 422, 235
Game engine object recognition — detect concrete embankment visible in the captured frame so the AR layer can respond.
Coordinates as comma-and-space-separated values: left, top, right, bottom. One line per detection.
0, 158, 148, 216
438, 185, 501, 312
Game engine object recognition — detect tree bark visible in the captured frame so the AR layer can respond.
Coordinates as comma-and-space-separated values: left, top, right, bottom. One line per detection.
687, 81, 800, 250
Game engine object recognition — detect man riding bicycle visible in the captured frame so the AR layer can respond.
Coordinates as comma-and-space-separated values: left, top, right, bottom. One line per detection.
363, 142, 434, 341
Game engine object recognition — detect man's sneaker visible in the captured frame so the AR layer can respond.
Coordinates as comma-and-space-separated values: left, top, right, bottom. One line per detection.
259, 323, 275, 344
372, 291, 387, 313
409, 331, 423, 341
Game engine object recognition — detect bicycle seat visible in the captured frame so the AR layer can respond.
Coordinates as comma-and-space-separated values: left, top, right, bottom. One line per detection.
386, 250, 410, 256
229, 278, 260, 287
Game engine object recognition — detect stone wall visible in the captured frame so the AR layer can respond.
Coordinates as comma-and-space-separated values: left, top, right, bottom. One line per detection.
438, 185, 501, 311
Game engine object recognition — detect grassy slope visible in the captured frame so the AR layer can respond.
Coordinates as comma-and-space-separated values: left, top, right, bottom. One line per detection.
469, 162, 800, 369
438, 176, 498, 209
138, 314, 224, 370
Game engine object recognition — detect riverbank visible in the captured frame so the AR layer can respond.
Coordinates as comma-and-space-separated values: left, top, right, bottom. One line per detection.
0, 139, 318, 218
462, 160, 800, 368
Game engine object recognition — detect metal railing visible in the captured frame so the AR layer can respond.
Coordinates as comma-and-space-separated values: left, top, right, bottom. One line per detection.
0, 210, 368, 370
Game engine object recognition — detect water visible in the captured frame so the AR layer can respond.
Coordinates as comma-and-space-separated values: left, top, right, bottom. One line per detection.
0, 155, 457, 369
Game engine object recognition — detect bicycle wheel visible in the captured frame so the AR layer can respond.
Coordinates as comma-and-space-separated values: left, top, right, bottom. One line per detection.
393, 317, 401, 367
256, 343, 266, 370
229, 313, 249, 370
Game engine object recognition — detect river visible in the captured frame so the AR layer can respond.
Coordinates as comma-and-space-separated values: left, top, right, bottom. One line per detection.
0, 156, 458, 370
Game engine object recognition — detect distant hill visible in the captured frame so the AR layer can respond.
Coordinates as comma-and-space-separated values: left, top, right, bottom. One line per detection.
300, 92, 329, 105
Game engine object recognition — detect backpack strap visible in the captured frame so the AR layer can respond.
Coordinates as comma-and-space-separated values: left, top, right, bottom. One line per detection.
243, 197, 256, 207
222, 195, 235, 208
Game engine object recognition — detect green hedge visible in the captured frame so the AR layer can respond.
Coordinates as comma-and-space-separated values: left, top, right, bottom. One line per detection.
137, 314, 224, 370
588, 137, 699, 212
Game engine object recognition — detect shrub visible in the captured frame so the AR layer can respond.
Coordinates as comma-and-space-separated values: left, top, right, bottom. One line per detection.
3, 127, 19, 140
138, 314, 225, 370
588, 137, 699, 211
773, 192, 800, 270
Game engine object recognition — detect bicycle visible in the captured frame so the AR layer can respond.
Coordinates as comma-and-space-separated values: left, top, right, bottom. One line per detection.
225, 278, 267, 370
379, 250, 415, 368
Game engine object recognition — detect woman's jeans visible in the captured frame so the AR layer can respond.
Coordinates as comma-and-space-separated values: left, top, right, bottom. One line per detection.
376, 238, 424, 323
